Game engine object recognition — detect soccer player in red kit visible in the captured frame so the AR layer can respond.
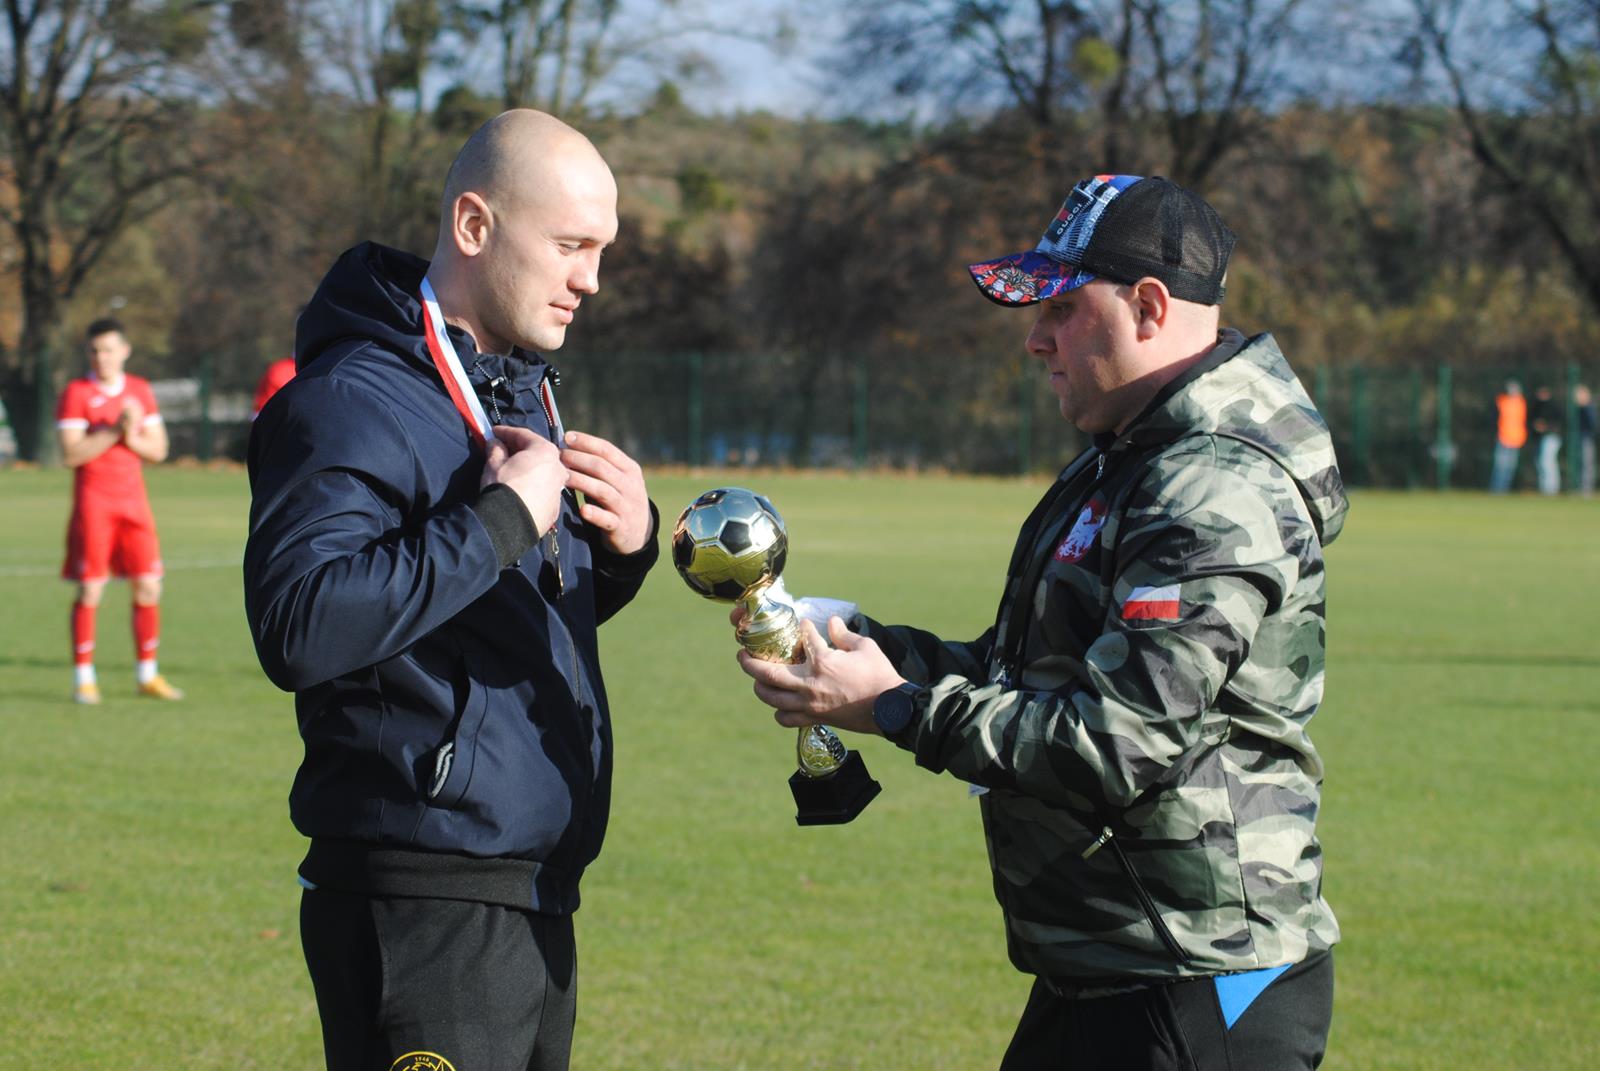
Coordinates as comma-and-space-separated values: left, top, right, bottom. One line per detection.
57, 318, 183, 704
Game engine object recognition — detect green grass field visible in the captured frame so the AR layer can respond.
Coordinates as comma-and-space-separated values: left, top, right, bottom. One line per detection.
1, 466, 1596, 1069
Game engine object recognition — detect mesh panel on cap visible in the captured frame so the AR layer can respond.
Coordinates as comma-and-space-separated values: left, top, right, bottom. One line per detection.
1076, 178, 1236, 304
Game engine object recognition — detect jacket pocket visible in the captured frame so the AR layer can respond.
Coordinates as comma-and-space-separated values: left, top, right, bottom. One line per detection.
424, 650, 491, 811
1090, 826, 1196, 966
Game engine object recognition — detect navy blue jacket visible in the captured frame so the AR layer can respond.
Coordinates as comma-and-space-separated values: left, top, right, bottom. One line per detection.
244, 243, 658, 913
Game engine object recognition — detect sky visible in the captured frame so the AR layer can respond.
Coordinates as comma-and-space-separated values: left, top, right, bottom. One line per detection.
605, 0, 845, 118
686, 37, 827, 117
383, 0, 843, 121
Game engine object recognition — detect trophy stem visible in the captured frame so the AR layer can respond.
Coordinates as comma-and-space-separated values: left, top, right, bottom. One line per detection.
736, 586, 802, 665
796, 725, 847, 778
702, 534, 880, 825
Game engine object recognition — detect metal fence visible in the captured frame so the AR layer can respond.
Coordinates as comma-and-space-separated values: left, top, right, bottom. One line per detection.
162, 352, 1596, 492
1308, 360, 1593, 492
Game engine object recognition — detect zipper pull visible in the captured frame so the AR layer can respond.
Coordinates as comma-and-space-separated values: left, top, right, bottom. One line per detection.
546, 528, 564, 598
1081, 825, 1114, 859
538, 365, 566, 446
1095, 453, 1107, 479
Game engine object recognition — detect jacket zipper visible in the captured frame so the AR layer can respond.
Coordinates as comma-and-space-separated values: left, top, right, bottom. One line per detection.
529, 364, 591, 873
539, 364, 567, 599
535, 365, 591, 796
1084, 825, 1194, 965
993, 448, 1108, 687
548, 493, 591, 849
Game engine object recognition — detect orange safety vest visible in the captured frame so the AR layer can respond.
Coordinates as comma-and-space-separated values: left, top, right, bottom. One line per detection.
1496, 393, 1527, 448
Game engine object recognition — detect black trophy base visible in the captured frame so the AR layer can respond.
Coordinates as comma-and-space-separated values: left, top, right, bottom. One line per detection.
789, 751, 882, 826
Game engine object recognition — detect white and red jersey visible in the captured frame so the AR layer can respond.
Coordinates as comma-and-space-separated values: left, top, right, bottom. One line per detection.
56, 373, 162, 504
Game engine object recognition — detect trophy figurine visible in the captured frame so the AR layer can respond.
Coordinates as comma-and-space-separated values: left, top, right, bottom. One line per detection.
672, 487, 882, 825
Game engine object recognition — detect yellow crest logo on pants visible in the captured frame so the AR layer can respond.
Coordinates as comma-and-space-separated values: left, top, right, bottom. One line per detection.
389, 1053, 456, 1071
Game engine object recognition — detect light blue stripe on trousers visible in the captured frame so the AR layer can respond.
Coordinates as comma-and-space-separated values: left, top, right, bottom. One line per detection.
1214, 962, 1293, 1028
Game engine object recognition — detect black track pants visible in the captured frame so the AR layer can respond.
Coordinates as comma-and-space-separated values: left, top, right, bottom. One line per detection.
301, 888, 577, 1071
1000, 951, 1333, 1071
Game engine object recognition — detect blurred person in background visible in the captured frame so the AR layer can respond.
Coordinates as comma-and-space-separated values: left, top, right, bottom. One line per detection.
740, 175, 1344, 1071
1529, 384, 1561, 494
1490, 379, 1526, 494
1574, 383, 1596, 496
56, 318, 184, 704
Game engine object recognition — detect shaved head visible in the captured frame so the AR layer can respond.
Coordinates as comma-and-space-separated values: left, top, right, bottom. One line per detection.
439, 109, 605, 233
428, 109, 618, 355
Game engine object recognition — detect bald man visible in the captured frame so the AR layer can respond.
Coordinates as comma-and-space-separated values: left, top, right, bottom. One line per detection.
245, 110, 660, 1071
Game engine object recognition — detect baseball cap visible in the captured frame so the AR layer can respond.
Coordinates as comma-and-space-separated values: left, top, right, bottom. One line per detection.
967, 174, 1236, 307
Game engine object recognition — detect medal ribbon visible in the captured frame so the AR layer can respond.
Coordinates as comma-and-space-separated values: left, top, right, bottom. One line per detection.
539, 375, 566, 445
419, 276, 494, 448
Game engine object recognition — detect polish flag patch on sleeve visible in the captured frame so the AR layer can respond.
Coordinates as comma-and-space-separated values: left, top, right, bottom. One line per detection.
1122, 584, 1182, 621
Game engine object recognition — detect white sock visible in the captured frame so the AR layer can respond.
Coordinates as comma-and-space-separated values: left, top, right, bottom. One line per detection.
75, 664, 97, 687
136, 659, 158, 685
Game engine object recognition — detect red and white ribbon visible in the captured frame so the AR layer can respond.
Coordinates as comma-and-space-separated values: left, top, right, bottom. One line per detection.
539, 375, 566, 445
419, 275, 495, 448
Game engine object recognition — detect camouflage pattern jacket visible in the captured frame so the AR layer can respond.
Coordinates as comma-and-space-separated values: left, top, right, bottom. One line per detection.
861, 330, 1346, 987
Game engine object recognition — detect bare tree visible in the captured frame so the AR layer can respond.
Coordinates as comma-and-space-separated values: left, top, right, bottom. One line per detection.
454, 0, 624, 113
0, 0, 225, 461
1129, 0, 1309, 186
449, 0, 765, 116
1412, 0, 1600, 314
831, 0, 1313, 189
309, 0, 454, 242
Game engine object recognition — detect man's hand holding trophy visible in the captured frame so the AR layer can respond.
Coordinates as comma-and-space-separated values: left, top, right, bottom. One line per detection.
671, 487, 889, 825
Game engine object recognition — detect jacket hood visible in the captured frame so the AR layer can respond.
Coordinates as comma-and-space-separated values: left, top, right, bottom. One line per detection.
1121, 330, 1348, 544
295, 241, 547, 389
296, 242, 432, 375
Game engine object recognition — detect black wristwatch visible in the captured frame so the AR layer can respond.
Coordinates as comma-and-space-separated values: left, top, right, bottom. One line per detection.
873, 682, 923, 737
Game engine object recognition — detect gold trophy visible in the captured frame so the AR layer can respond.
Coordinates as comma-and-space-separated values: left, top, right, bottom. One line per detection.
672, 487, 881, 825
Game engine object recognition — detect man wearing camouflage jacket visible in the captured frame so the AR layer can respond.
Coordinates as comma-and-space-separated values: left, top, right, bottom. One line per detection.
739, 175, 1345, 1069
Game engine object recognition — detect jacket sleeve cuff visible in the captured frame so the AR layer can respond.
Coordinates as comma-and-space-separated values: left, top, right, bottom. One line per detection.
471, 483, 539, 567
591, 499, 661, 575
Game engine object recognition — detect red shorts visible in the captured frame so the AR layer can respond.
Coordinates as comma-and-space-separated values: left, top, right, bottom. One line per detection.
61, 497, 164, 582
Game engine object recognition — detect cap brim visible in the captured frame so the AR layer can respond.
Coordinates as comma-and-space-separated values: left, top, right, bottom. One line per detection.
967, 251, 1097, 307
